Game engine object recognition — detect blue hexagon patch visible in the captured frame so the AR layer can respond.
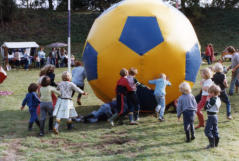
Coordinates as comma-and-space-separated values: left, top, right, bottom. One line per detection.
119, 16, 164, 55
185, 43, 201, 83
82, 42, 98, 81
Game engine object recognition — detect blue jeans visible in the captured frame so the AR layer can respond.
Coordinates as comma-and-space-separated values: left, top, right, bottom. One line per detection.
24, 59, 30, 69
155, 95, 165, 118
127, 92, 140, 113
40, 102, 53, 121
205, 56, 211, 64
50, 58, 56, 65
220, 90, 231, 116
92, 103, 112, 118
205, 115, 219, 139
29, 107, 38, 123
40, 58, 46, 67
183, 110, 195, 136
229, 69, 239, 95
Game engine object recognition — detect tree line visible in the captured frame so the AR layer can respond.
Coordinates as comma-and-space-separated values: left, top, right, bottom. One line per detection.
1, 0, 239, 23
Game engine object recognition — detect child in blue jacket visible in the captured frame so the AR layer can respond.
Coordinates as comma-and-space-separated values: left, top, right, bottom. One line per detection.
149, 73, 171, 121
21, 83, 41, 131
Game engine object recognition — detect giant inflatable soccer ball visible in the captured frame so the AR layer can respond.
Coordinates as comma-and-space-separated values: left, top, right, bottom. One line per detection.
83, 0, 201, 105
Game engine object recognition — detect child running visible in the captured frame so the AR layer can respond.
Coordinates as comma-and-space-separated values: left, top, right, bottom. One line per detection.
149, 73, 171, 122
212, 63, 232, 119
39, 76, 60, 136
177, 82, 197, 142
204, 84, 221, 149
53, 71, 87, 134
196, 68, 213, 129
21, 83, 41, 131
127, 67, 141, 123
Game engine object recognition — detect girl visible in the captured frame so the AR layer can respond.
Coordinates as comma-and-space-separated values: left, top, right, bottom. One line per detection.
21, 83, 41, 131
39, 76, 60, 136
196, 68, 213, 129
177, 82, 197, 142
53, 71, 87, 134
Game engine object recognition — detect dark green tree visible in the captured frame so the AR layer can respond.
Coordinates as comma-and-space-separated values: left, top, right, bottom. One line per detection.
0, 0, 16, 23
48, 0, 54, 10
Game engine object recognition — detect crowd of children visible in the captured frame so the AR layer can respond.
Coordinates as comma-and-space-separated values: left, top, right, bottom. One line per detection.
21, 64, 88, 136
20, 45, 239, 149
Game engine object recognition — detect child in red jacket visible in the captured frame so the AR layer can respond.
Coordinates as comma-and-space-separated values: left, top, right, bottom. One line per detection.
108, 68, 133, 126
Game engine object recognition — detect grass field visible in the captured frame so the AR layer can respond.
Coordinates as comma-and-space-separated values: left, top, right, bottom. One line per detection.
0, 62, 239, 161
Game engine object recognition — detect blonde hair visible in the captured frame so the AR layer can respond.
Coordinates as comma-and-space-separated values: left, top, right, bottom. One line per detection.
201, 68, 212, 79
179, 82, 192, 94
120, 68, 128, 77
208, 84, 221, 96
39, 65, 50, 76
62, 71, 72, 81
128, 67, 138, 76
160, 73, 166, 79
214, 63, 223, 73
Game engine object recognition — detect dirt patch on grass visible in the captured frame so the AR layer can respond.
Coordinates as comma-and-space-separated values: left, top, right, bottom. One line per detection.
1, 139, 21, 161
103, 137, 133, 145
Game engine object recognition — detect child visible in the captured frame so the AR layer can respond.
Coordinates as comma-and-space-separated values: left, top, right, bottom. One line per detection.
149, 73, 171, 121
127, 67, 141, 123
212, 63, 232, 119
39, 76, 60, 136
177, 82, 197, 142
204, 84, 221, 149
53, 71, 87, 134
21, 83, 41, 131
72, 61, 86, 105
46, 65, 57, 87
35, 55, 40, 69
108, 68, 133, 126
196, 68, 213, 129
76, 99, 125, 123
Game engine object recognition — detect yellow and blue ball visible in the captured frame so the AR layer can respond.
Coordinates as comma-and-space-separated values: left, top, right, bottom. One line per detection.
82, 0, 201, 104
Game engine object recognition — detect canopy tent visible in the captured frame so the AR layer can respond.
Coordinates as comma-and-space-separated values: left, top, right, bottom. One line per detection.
1, 42, 39, 67
2, 42, 39, 49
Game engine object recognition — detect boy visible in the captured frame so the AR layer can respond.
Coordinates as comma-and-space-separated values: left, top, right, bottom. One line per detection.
21, 83, 41, 131
108, 68, 133, 126
177, 82, 197, 142
149, 73, 171, 121
204, 84, 221, 149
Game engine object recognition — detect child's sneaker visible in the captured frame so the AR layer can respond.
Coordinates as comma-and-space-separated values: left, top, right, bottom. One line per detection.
109, 120, 114, 127
227, 115, 233, 120
129, 121, 138, 125
158, 117, 165, 122
53, 128, 59, 135
191, 135, 195, 141
39, 132, 44, 137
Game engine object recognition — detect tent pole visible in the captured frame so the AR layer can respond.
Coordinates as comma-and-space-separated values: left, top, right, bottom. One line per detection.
67, 0, 71, 73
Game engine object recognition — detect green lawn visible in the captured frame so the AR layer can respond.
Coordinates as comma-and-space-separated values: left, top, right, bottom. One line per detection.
0, 64, 239, 161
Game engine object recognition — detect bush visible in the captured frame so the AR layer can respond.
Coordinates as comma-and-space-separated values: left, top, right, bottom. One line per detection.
0, 0, 17, 23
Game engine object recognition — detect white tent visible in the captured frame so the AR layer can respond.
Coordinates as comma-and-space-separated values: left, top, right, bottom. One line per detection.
1, 42, 39, 66
2, 42, 39, 49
